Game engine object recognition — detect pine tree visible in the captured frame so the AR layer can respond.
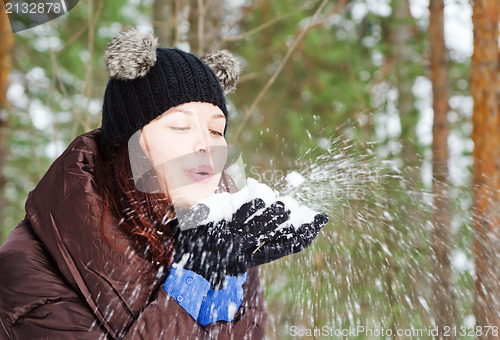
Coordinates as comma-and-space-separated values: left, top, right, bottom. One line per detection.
471, 0, 500, 331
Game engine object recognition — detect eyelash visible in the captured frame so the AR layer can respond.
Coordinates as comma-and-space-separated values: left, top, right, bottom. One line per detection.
170, 127, 223, 137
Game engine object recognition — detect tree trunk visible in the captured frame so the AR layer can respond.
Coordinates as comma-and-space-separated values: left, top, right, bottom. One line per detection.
392, 0, 420, 176
188, 0, 223, 55
429, 0, 456, 336
153, 0, 173, 46
387, 1, 420, 337
471, 0, 500, 333
0, 2, 15, 243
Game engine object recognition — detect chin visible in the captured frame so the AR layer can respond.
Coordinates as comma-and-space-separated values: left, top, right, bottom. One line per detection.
171, 180, 219, 208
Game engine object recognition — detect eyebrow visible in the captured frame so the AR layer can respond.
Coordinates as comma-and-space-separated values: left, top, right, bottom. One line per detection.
170, 109, 226, 120
211, 113, 226, 120
174, 109, 193, 116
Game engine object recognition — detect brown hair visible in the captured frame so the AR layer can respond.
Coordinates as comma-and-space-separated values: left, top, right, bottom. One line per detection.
95, 141, 176, 268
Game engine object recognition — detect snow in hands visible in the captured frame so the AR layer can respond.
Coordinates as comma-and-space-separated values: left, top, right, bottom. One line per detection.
172, 178, 329, 288
195, 177, 321, 232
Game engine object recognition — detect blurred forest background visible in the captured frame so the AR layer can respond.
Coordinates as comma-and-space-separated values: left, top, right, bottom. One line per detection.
1, 0, 500, 339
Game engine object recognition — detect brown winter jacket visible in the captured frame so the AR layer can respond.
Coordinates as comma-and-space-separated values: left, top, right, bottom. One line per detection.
0, 129, 267, 339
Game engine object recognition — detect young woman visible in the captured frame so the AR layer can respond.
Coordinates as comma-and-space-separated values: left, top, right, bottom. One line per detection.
0, 28, 327, 339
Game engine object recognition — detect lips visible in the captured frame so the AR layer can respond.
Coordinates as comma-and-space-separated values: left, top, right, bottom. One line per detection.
186, 164, 214, 183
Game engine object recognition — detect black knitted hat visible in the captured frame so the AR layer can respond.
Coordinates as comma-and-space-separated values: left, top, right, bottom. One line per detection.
100, 28, 241, 157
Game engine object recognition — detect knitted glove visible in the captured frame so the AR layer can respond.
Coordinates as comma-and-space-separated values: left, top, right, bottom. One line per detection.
241, 212, 329, 271
174, 178, 329, 289
173, 198, 290, 289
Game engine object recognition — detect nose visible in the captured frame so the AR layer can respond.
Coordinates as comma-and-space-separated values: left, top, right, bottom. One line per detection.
193, 130, 211, 155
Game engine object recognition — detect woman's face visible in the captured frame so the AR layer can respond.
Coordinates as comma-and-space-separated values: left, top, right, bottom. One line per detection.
139, 102, 228, 208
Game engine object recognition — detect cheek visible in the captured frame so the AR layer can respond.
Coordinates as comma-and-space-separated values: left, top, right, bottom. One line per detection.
215, 138, 228, 147
208, 135, 227, 151
209, 149, 227, 173
145, 130, 191, 166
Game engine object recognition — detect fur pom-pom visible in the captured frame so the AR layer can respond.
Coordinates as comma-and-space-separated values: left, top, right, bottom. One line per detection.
202, 50, 241, 95
105, 28, 159, 80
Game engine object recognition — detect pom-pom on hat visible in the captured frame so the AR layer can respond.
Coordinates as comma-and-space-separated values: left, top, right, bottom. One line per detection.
100, 27, 241, 157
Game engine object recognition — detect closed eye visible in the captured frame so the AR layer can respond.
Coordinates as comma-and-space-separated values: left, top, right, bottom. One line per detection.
210, 130, 223, 137
170, 127, 189, 131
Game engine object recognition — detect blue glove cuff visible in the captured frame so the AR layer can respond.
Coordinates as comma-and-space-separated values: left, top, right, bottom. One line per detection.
163, 262, 211, 319
163, 262, 247, 325
198, 273, 247, 325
